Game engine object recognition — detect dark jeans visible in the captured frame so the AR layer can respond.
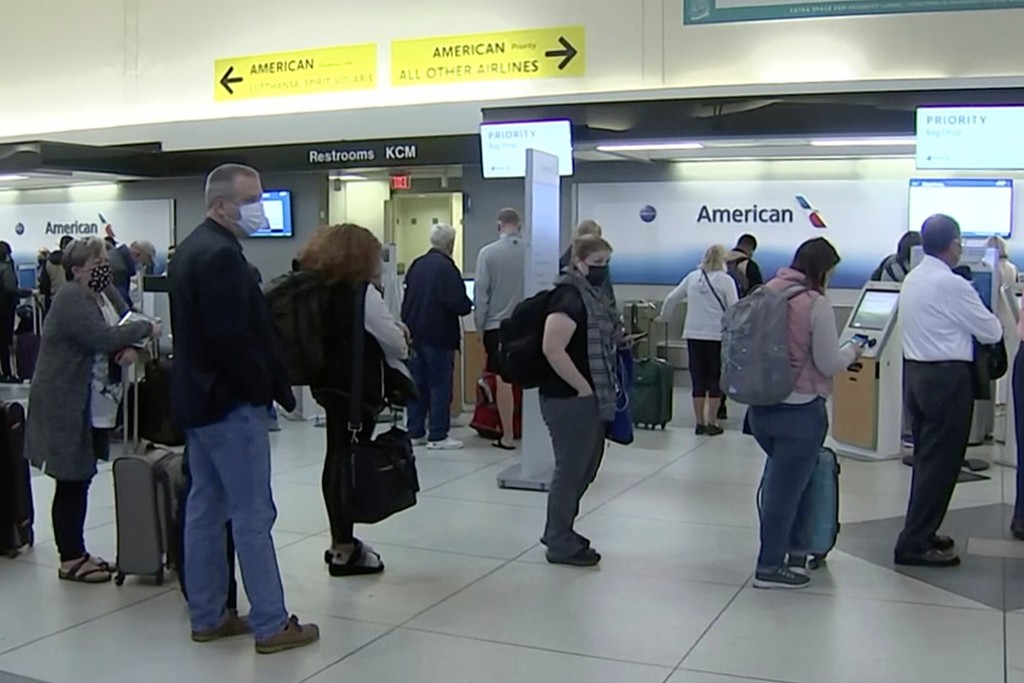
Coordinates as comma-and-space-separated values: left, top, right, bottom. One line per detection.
52, 479, 90, 563
750, 398, 828, 572
407, 344, 455, 442
539, 395, 606, 559
896, 361, 974, 556
686, 339, 723, 398
1015, 343, 1024, 523
321, 400, 375, 546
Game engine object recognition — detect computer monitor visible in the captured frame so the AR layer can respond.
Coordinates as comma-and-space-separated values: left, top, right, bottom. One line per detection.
251, 190, 294, 238
16, 265, 36, 291
849, 290, 900, 331
463, 278, 475, 305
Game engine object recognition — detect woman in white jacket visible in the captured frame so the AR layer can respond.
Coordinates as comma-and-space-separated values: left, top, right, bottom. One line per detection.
659, 245, 739, 435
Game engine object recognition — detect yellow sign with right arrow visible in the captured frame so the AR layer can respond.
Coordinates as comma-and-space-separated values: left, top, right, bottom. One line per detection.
391, 26, 585, 87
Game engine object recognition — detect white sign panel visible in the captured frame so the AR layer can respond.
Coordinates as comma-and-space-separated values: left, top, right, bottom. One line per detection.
908, 178, 1013, 238
480, 119, 574, 178
0, 200, 175, 270
917, 106, 1024, 170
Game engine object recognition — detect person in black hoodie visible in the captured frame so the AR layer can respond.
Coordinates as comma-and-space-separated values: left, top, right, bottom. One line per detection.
402, 224, 473, 450
39, 236, 74, 312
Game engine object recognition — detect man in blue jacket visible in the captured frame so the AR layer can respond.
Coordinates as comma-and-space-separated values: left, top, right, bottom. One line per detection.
402, 223, 473, 450
169, 164, 319, 655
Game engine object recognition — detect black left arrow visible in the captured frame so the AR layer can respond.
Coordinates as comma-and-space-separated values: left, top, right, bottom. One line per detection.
220, 66, 244, 95
545, 36, 578, 71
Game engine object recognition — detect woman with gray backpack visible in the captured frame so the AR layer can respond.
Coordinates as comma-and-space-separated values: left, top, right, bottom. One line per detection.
727, 238, 862, 590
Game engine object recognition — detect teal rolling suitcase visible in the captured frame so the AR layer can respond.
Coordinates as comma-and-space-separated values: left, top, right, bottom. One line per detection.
630, 358, 674, 430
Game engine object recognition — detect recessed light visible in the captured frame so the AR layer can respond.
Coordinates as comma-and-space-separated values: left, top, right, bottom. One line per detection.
596, 142, 704, 152
809, 137, 916, 147
0, 175, 28, 182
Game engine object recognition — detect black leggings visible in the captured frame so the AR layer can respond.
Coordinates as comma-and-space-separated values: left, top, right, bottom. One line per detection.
52, 480, 90, 563
687, 339, 723, 398
321, 401, 375, 546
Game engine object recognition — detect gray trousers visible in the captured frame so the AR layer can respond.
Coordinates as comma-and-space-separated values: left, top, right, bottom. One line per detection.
540, 395, 606, 559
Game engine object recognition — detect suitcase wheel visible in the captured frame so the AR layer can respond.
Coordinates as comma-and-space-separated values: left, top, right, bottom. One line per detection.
114, 572, 126, 587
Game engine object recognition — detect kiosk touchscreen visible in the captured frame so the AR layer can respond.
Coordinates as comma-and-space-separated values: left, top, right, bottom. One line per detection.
831, 282, 903, 460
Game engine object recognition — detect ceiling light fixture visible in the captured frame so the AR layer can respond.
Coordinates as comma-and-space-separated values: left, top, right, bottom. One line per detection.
596, 142, 704, 152
329, 174, 368, 181
0, 175, 28, 182
809, 137, 916, 147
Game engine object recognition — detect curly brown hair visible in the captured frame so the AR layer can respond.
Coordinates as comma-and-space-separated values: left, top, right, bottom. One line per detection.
298, 223, 382, 284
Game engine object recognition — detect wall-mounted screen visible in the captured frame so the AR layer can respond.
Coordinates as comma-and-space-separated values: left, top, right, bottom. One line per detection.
917, 106, 1024, 170
908, 178, 1013, 238
463, 278, 475, 305
17, 264, 36, 291
252, 190, 293, 238
480, 119, 574, 179
850, 290, 900, 331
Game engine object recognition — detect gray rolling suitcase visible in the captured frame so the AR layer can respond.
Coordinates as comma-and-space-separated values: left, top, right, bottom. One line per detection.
112, 450, 185, 586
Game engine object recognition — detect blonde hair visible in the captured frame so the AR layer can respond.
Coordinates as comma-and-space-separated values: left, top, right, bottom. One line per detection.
987, 235, 1009, 260
701, 244, 728, 271
574, 220, 603, 239
572, 235, 614, 262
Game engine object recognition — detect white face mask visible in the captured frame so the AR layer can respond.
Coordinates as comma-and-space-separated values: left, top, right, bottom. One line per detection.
237, 202, 267, 236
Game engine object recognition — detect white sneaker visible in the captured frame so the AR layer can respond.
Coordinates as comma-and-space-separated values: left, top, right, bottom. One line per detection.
411, 437, 428, 447
427, 438, 464, 451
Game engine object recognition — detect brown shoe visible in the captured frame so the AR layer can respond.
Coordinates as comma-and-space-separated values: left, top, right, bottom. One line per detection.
192, 610, 252, 643
255, 615, 320, 655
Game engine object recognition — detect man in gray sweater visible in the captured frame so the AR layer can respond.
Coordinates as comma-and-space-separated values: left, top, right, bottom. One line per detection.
475, 208, 525, 450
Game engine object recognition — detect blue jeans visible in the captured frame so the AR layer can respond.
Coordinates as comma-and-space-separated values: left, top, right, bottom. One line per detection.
750, 398, 829, 573
184, 404, 287, 640
407, 344, 455, 442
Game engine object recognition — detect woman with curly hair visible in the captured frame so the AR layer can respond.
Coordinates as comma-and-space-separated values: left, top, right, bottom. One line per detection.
299, 224, 410, 576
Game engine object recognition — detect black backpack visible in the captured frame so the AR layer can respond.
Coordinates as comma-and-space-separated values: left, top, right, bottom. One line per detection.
264, 270, 331, 386
496, 288, 557, 389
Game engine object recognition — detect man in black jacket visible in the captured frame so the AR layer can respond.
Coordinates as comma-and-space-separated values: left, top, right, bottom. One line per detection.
402, 224, 473, 450
169, 164, 319, 655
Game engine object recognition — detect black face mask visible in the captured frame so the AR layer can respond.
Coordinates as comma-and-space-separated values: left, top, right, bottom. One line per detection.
88, 263, 113, 293
585, 265, 608, 287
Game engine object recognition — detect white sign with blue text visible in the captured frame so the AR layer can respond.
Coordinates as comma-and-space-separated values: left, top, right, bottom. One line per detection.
917, 106, 1024, 171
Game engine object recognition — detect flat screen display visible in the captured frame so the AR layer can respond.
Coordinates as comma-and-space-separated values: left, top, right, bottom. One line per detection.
917, 106, 1024, 170
908, 178, 1013, 238
17, 265, 35, 291
251, 190, 293, 238
850, 290, 900, 331
463, 278, 475, 305
480, 119, 574, 178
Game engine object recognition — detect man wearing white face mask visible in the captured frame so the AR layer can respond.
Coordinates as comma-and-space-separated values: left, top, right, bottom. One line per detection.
169, 164, 319, 654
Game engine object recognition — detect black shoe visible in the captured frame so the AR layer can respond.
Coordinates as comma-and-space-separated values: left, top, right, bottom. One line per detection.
932, 535, 955, 552
1011, 520, 1024, 541
753, 567, 811, 590
705, 425, 724, 436
894, 549, 961, 568
695, 425, 708, 436
547, 547, 601, 567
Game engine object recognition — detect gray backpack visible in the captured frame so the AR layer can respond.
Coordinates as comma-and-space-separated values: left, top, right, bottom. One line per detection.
721, 284, 809, 406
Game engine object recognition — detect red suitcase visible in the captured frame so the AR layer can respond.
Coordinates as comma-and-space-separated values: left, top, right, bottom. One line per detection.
470, 372, 522, 441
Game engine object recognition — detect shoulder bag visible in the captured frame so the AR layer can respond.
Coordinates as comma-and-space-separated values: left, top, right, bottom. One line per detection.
348, 283, 420, 524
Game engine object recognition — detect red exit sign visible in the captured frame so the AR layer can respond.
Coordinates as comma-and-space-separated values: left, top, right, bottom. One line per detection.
390, 174, 412, 190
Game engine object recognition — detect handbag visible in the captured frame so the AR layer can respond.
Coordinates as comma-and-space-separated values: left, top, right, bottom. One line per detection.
348, 284, 420, 524
607, 347, 635, 445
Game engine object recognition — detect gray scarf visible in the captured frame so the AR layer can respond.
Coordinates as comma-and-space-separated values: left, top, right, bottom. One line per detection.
556, 270, 619, 422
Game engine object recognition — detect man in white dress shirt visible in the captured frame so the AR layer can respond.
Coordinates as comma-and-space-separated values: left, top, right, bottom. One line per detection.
895, 214, 1003, 567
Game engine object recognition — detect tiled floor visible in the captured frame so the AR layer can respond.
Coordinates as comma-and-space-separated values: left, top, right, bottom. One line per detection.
1, 398, 1021, 683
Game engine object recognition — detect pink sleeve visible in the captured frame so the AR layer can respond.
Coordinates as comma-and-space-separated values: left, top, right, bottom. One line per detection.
1018, 298, 1024, 342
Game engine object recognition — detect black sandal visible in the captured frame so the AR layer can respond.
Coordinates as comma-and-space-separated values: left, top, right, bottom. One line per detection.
328, 540, 385, 577
492, 441, 516, 451
59, 555, 112, 584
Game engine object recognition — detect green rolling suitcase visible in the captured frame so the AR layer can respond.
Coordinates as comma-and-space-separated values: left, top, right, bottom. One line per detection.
631, 358, 674, 430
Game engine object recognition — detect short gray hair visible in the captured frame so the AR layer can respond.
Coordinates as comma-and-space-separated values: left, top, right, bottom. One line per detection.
430, 223, 458, 251
131, 240, 157, 261
63, 237, 107, 279
205, 164, 260, 207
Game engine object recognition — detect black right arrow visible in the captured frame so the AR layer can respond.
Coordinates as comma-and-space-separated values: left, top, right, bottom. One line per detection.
220, 66, 244, 95
545, 36, 578, 71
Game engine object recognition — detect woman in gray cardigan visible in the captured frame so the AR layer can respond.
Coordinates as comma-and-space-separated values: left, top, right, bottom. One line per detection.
25, 238, 156, 583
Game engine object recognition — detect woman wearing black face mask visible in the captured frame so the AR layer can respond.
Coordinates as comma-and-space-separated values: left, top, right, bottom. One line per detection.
538, 235, 622, 567
24, 237, 158, 583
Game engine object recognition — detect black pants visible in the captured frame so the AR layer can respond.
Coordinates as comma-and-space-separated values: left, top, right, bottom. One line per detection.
896, 361, 974, 556
687, 339, 723, 398
0, 303, 14, 378
322, 400, 375, 546
52, 480, 90, 563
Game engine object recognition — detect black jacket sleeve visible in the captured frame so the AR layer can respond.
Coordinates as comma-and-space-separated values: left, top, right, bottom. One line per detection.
443, 261, 473, 317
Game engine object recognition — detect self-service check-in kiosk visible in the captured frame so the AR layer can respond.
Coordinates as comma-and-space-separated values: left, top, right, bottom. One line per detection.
831, 282, 903, 460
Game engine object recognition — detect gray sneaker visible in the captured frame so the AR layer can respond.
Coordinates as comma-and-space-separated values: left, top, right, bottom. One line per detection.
753, 568, 811, 590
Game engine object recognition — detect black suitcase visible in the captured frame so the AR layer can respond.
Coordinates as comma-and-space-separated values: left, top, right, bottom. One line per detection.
0, 402, 33, 556
128, 359, 185, 447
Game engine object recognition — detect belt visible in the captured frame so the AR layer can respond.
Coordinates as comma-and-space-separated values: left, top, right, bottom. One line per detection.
904, 359, 972, 367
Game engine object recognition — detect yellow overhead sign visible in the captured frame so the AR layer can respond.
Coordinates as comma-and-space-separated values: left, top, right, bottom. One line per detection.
214, 44, 377, 102
391, 26, 585, 87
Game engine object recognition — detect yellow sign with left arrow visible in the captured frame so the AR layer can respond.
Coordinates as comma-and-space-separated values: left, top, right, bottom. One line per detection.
214, 44, 377, 102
